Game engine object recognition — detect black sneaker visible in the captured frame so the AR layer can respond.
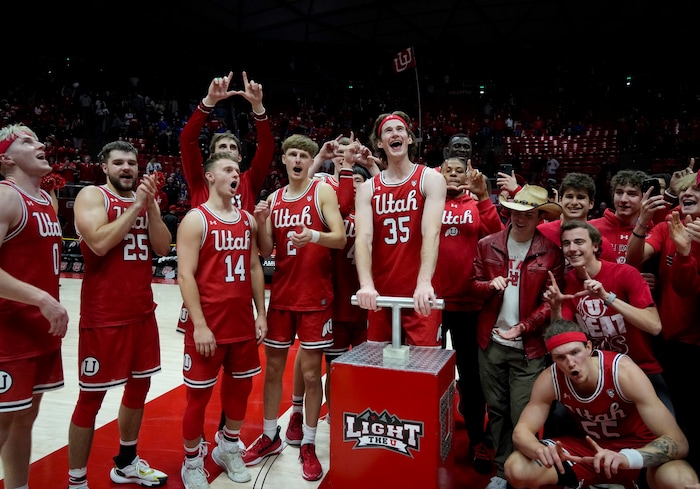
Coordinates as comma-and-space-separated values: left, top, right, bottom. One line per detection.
470, 441, 494, 475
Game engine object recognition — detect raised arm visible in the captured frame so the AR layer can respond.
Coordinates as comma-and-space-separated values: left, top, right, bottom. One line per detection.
578, 266, 661, 335
74, 185, 133, 256
181, 72, 240, 200
626, 187, 663, 268
668, 213, 700, 295
309, 137, 342, 177
233, 71, 274, 195
142, 175, 173, 256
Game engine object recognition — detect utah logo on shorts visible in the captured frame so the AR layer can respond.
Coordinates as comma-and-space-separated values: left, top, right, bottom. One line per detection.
81, 357, 101, 377
0, 370, 13, 394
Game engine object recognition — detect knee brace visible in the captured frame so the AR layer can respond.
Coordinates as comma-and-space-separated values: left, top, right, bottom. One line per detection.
71, 390, 107, 428
122, 377, 151, 409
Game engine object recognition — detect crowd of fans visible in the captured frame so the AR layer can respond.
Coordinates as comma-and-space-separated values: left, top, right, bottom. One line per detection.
3, 61, 700, 239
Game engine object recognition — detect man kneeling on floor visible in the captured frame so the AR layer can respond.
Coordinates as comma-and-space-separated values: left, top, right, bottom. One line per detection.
504, 319, 698, 489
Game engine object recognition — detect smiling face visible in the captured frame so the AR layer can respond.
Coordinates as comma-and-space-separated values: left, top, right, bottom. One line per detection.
447, 135, 472, 162
509, 208, 541, 242
105, 150, 140, 193
678, 184, 700, 219
561, 226, 599, 269
377, 119, 412, 160
559, 186, 593, 221
612, 183, 643, 223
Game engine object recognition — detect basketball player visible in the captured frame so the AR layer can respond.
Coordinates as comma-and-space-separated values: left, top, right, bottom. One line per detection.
67, 140, 171, 489
0, 123, 68, 489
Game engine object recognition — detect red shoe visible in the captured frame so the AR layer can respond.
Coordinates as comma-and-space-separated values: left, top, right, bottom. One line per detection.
285, 412, 303, 446
241, 427, 284, 466
299, 443, 323, 481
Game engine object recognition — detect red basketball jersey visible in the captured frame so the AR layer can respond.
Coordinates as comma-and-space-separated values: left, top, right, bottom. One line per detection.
79, 186, 156, 327
552, 350, 655, 449
332, 211, 367, 322
180, 205, 256, 345
369, 164, 431, 296
0, 181, 62, 360
268, 179, 333, 311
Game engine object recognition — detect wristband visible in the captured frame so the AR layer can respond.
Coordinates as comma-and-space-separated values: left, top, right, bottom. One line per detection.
199, 99, 215, 110
636, 218, 651, 230
310, 230, 320, 243
508, 185, 522, 198
620, 448, 644, 469
252, 107, 266, 116
604, 292, 617, 306
632, 231, 647, 239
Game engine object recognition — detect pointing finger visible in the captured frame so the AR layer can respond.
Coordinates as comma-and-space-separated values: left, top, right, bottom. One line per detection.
582, 266, 592, 280
584, 435, 602, 452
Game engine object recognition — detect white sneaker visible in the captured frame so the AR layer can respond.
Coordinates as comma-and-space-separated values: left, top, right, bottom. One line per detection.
486, 476, 507, 489
214, 429, 247, 451
180, 463, 210, 489
181, 440, 211, 489
212, 445, 251, 483
109, 456, 168, 487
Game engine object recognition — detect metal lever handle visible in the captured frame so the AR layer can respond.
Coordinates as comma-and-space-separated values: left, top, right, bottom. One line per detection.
350, 295, 444, 310
350, 295, 444, 349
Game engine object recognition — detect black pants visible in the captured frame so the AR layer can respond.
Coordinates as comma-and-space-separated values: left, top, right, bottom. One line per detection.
441, 310, 488, 445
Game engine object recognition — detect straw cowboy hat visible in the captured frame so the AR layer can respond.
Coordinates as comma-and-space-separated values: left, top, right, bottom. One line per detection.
499, 184, 562, 221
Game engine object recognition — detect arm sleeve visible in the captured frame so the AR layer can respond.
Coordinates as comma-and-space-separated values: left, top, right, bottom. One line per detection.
244, 116, 275, 196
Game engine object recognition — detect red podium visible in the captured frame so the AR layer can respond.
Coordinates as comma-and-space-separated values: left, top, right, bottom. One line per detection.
328, 341, 456, 489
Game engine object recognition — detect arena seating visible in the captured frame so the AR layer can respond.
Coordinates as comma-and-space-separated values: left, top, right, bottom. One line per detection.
503, 129, 619, 177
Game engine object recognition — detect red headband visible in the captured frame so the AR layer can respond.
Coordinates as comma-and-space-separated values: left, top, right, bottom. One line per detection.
0, 134, 19, 155
545, 332, 588, 352
377, 114, 408, 137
